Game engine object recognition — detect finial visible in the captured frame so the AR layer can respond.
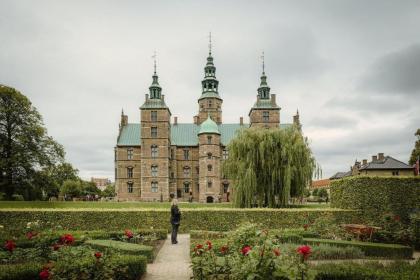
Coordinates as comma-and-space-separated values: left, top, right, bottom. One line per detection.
121, 108, 124, 115
152, 50, 157, 74
208, 32, 212, 55
260, 51, 265, 75
296, 108, 299, 115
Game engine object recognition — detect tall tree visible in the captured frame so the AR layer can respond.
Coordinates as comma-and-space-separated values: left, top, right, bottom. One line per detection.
223, 127, 315, 208
409, 129, 420, 166
0, 85, 64, 198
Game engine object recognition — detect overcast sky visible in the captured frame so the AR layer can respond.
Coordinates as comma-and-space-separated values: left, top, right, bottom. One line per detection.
1, 0, 419, 179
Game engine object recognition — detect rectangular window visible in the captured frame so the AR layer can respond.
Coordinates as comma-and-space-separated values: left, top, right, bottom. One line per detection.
151, 145, 158, 158
127, 182, 133, 193
170, 172, 174, 179
151, 127, 158, 138
207, 136, 212, 144
222, 149, 228, 160
184, 182, 190, 193
207, 180, 212, 188
170, 148, 174, 159
223, 183, 229, 193
263, 111, 269, 123
127, 167, 133, 178
151, 111, 157, 122
127, 148, 133, 160
151, 165, 158, 177
184, 167, 190, 177
151, 182, 158, 193
183, 149, 189, 160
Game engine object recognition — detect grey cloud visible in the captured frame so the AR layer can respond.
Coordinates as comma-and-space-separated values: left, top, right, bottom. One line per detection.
306, 115, 357, 129
359, 44, 420, 95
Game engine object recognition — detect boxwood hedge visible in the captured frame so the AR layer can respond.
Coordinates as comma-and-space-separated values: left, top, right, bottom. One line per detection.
85, 239, 154, 262
303, 238, 413, 259
0, 208, 358, 234
330, 176, 420, 223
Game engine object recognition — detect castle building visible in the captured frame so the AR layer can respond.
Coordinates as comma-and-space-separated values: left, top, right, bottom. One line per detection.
114, 49, 300, 202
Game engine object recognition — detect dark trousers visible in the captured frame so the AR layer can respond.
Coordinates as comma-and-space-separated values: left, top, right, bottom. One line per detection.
171, 223, 179, 244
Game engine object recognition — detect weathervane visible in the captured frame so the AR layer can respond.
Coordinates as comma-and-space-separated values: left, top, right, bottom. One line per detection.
261, 51, 265, 74
152, 50, 157, 74
208, 32, 212, 55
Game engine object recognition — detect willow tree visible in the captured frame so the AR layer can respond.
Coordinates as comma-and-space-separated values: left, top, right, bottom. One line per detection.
223, 127, 315, 208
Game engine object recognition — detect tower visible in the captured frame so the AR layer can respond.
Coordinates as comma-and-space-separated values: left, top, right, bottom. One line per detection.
249, 53, 280, 128
197, 33, 223, 124
198, 115, 222, 202
140, 56, 172, 201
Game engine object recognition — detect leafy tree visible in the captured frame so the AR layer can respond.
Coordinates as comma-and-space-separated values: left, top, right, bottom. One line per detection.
0, 85, 64, 199
409, 129, 420, 165
312, 188, 319, 197
102, 184, 116, 197
60, 180, 81, 199
318, 188, 328, 198
81, 180, 101, 196
48, 163, 79, 186
223, 127, 315, 208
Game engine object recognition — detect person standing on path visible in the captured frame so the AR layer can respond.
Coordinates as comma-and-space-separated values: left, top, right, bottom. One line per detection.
170, 198, 181, 244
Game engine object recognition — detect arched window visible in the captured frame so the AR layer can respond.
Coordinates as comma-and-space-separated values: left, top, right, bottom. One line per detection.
151, 165, 158, 177
151, 145, 158, 158
207, 152, 212, 159
207, 164, 212, 172
127, 167, 133, 178
127, 182, 133, 193
183, 166, 190, 177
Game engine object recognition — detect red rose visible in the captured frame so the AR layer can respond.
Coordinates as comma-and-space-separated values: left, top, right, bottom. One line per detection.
39, 269, 50, 280
195, 244, 203, 250
124, 229, 134, 239
241, 245, 251, 256
220, 245, 228, 254
205, 240, 212, 250
94, 252, 102, 259
59, 233, 75, 245
4, 240, 16, 252
303, 224, 309, 231
394, 215, 401, 222
26, 231, 36, 240
297, 245, 311, 259
273, 248, 281, 256
52, 243, 61, 251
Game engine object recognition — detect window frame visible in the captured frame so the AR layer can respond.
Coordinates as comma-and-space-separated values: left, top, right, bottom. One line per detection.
127, 148, 133, 160
151, 145, 158, 158
151, 127, 158, 138
127, 182, 134, 193
151, 181, 158, 193
151, 165, 158, 177
151, 111, 157, 122
127, 167, 133, 178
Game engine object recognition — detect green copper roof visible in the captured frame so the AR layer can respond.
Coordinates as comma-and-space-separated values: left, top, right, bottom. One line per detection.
140, 99, 170, 110
251, 99, 280, 109
198, 92, 222, 100
198, 116, 220, 135
117, 123, 293, 147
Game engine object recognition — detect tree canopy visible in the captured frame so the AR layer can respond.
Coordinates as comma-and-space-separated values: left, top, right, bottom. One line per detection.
409, 128, 420, 166
0, 85, 65, 199
223, 127, 315, 208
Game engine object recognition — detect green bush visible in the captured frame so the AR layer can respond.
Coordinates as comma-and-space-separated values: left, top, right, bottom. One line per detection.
314, 260, 420, 280
0, 208, 358, 234
190, 230, 227, 240
107, 229, 168, 240
0, 262, 43, 280
304, 238, 413, 259
85, 240, 154, 262
330, 176, 420, 223
11, 194, 24, 201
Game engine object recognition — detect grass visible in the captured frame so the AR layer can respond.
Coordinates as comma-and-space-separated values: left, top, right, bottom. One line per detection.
0, 201, 331, 209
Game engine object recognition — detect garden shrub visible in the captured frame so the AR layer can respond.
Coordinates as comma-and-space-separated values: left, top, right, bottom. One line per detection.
0, 208, 358, 234
190, 230, 227, 240
85, 240, 154, 262
0, 262, 43, 280
303, 238, 413, 259
330, 176, 420, 224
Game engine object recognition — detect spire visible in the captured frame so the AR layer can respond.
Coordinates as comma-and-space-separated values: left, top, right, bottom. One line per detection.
208, 32, 212, 56
200, 34, 219, 97
257, 51, 270, 99
149, 51, 162, 99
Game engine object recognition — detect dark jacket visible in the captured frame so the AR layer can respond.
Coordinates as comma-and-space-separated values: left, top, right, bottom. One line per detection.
170, 205, 181, 225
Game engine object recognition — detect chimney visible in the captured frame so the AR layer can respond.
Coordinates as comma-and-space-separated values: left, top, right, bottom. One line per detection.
270, 94, 276, 106
145, 94, 149, 101
193, 115, 198, 124
174, 116, 178, 125
378, 153, 384, 161
362, 159, 367, 165
240, 117, 243, 125
372, 155, 378, 162
162, 94, 165, 101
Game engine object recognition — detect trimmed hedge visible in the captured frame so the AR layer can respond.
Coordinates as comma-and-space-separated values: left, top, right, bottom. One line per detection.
303, 238, 413, 259
0, 262, 42, 280
330, 176, 420, 223
0, 208, 358, 234
85, 239, 154, 262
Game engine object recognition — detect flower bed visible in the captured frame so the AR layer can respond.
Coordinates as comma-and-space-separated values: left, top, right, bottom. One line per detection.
85, 240, 154, 262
